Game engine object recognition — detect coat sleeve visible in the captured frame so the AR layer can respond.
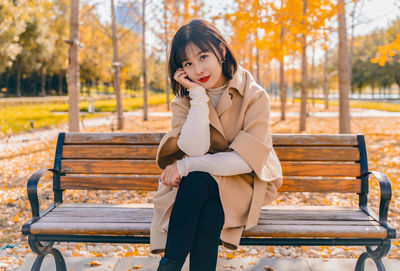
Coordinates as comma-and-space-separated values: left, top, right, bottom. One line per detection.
228, 90, 282, 183
156, 97, 189, 169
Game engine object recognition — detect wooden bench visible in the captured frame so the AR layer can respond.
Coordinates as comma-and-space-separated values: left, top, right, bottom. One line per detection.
21, 132, 396, 271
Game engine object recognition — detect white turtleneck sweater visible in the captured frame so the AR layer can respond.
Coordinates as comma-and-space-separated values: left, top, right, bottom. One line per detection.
176, 84, 252, 177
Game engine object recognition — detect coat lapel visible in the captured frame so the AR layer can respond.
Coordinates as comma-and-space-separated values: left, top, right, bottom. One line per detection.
208, 99, 227, 141
216, 88, 233, 117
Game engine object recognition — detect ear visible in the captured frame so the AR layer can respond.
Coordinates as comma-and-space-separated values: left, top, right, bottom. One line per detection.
219, 42, 226, 59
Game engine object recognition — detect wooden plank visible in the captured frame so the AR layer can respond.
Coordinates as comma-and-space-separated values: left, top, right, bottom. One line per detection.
39, 215, 378, 226
63, 133, 360, 147
30, 222, 150, 235
30, 222, 387, 239
243, 224, 387, 238
49, 205, 372, 222
275, 147, 360, 161
62, 145, 157, 159
60, 176, 159, 190
61, 160, 162, 174
60, 176, 361, 192
271, 134, 358, 146
279, 178, 361, 193
282, 162, 361, 177
64, 133, 165, 145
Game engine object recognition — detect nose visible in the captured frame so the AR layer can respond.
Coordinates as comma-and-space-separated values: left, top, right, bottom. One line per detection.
194, 64, 205, 76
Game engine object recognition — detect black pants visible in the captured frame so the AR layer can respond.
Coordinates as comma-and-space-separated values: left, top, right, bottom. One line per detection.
164, 171, 225, 271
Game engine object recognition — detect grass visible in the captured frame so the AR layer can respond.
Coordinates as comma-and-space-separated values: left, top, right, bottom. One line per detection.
0, 93, 169, 135
291, 98, 400, 112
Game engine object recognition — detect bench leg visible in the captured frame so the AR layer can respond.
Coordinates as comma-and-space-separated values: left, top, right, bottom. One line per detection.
28, 236, 67, 271
354, 239, 391, 271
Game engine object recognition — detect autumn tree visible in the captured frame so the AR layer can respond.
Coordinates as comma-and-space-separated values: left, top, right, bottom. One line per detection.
68, 0, 80, 132
111, 0, 124, 129
338, 0, 351, 133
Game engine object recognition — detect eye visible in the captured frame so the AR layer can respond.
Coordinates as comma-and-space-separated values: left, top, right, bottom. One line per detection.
200, 55, 208, 60
183, 62, 191, 67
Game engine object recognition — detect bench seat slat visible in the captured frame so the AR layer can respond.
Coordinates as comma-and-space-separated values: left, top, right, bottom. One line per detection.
30, 204, 387, 239
38, 215, 378, 226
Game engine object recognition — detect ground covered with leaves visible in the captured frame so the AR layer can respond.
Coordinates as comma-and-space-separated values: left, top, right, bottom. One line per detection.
1, 102, 399, 270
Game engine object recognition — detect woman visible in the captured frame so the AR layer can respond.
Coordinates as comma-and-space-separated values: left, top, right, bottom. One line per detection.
150, 19, 283, 271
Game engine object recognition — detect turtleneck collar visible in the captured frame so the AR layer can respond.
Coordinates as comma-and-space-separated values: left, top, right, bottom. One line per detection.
207, 82, 229, 93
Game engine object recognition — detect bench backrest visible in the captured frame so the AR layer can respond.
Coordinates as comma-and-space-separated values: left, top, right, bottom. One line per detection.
56, 133, 367, 194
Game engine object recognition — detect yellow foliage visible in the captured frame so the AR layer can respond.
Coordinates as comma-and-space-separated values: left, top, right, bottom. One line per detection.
372, 33, 400, 66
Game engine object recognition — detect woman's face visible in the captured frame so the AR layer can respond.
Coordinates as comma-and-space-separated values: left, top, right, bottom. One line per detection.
181, 42, 227, 89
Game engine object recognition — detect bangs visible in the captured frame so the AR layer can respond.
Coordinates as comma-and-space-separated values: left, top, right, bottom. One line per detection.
174, 33, 220, 65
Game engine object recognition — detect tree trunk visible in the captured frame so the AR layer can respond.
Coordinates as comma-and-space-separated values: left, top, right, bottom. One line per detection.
16, 60, 22, 97
324, 47, 329, 110
58, 71, 63, 95
338, 0, 351, 134
40, 65, 46, 97
163, 1, 170, 110
256, 31, 260, 84
142, 0, 148, 121
111, 0, 124, 130
311, 42, 315, 107
299, 0, 308, 132
279, 26, 286, 121
291, 55, 296, 104
68, 0, 80, 132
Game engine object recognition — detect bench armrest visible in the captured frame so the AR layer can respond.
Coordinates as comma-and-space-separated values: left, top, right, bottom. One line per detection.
27, 168, 59, 218
360, 170, 396, 238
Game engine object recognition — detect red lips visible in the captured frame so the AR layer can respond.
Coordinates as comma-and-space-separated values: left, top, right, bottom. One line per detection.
199, 76, 210, 82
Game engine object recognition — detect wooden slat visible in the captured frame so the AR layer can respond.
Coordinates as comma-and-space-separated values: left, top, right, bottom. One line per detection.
30, 205, 387, 238
59, 176, 361, 192
64, 133, 165, 145
62, 145, 158, 159
63, 133, 360, 147
61, 160, 162, 174
275, 147, 360, 161
282, 162, 361, 177
279, 178, 361, 193
39, 216, 379, 226
60, 176, 159, 190
244, 224, 387, 238
271, 134, 358, 146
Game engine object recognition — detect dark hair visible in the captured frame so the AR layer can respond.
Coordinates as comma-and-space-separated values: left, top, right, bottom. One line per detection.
168, 19, 238, 97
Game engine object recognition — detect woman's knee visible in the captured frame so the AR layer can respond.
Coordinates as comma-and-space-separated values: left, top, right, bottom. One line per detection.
180, 171, 217, 192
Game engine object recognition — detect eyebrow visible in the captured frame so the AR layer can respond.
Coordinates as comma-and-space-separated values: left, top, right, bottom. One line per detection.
181, 50, 208, 62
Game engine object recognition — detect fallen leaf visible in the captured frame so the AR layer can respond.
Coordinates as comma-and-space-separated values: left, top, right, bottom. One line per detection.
89, 261, 102, 267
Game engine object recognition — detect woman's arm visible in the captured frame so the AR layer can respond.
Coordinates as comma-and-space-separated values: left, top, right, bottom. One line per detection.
177, 151, 252, 177
177, 86, 210, 156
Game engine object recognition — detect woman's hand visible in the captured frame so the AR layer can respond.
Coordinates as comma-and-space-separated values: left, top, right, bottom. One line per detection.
174, 68, 199, 89
160, 160, 181, 187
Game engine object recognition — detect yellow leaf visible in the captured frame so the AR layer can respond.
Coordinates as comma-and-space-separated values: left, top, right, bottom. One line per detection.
89, 261, 102, 267
226, 253, 235, 259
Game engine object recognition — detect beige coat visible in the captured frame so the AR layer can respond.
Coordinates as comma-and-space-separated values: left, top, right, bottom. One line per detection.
150, 65, 282, 254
